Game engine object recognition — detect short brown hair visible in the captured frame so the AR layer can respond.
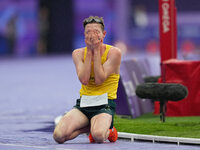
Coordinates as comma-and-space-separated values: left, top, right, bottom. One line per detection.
83, 16, 105, 31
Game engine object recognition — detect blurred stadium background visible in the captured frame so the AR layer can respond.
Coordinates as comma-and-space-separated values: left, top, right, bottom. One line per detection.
0, 0, 200, 59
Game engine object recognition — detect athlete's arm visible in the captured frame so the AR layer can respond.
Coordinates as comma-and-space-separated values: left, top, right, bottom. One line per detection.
93, 47, 121, 85
72, 48, 92, 85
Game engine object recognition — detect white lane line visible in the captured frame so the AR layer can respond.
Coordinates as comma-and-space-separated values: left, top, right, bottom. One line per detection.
118, 132, 200, 145
0, 143, 72, 150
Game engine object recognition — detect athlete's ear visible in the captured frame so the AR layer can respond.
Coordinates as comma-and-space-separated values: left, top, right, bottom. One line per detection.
103, 30, 106, 38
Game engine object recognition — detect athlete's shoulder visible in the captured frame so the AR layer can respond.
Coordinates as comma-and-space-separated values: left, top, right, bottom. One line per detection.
72, 47, 85, 54
72, 47, 85, 56
72, 47, 85, 61
108, 45, 122, 57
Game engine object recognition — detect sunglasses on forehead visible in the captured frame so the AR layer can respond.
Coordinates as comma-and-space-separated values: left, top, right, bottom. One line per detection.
83, 18, 104, 28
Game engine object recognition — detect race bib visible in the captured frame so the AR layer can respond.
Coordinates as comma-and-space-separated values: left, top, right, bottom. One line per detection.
80, 93, 108, 108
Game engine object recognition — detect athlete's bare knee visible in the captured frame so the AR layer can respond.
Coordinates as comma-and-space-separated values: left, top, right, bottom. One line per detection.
92, 129, 105, 143
53, 129, 71, 144
53, 131, 65, 144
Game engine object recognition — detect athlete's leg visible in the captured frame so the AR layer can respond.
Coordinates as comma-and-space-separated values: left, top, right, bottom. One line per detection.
90, 113, 112, 143
53, 108, 89, 144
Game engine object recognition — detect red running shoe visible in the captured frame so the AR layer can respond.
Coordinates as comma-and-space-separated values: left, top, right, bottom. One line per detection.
88, 133, 95, 143
108, 126, 118, 142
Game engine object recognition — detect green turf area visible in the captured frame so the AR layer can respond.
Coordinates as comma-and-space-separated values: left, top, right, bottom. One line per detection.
114, 113, 200, 139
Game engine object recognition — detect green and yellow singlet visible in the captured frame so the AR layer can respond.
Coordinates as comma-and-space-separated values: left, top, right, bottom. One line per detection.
79, 44, 120, 99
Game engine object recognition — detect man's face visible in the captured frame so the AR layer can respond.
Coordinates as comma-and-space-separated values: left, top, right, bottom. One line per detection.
84, 23, 106, 43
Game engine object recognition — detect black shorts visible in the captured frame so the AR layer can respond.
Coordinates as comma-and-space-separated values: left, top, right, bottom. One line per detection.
73, 99, 116, 129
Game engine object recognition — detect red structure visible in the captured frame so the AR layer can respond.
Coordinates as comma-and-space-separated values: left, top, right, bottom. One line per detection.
159, 0, 177, 62
155, 0, 200, 116
154, 60, 200, 116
